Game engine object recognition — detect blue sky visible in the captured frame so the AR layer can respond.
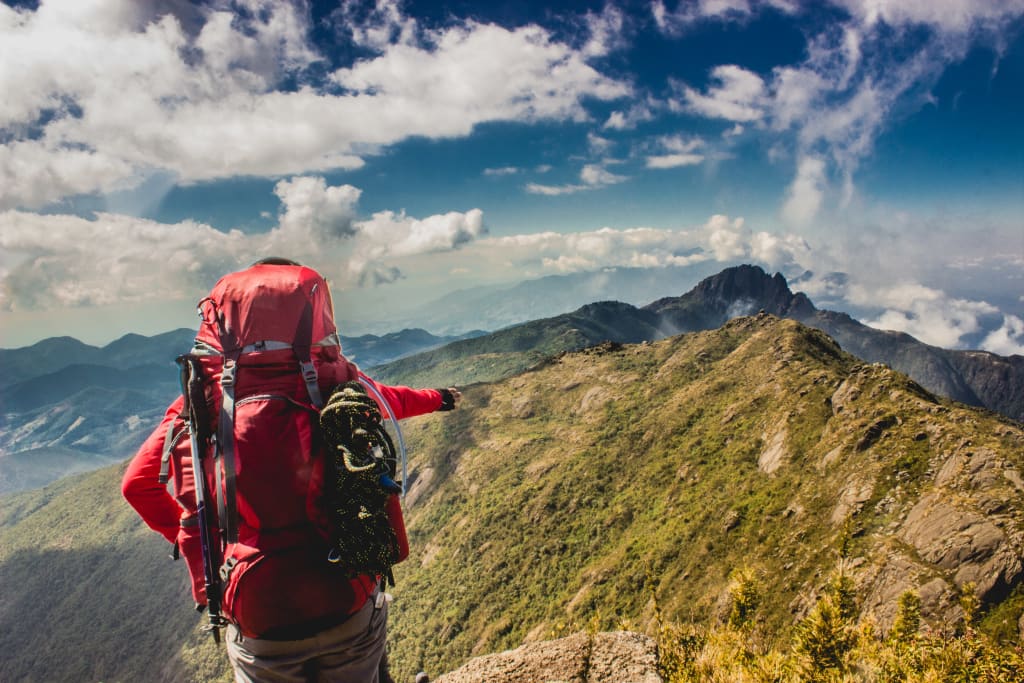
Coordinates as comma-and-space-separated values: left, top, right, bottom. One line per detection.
1, 0, 1022, 353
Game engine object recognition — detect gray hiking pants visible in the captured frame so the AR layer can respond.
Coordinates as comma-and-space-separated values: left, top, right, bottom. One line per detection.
226, 594, 388, 683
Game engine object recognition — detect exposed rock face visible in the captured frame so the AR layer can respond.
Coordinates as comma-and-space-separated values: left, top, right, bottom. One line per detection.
856, 428, 1024, 631
899, 493, 1020, 598
646, 264, 815, 334
433, 631, 662, 683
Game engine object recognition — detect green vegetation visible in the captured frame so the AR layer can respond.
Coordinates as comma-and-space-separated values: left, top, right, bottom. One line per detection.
657, 572, 1024, 682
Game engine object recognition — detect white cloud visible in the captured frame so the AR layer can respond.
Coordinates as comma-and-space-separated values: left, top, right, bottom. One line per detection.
446, 214, 812, 284
526, 162, 629, 196
979, 315, 1024, 356
652, 0, 798, 35
0, 1, 630, 210
588, 132, 614, 155
749, 230, 810, 268
831, 0, 1024, 33
479, 223, 714, 275
645, 134, 706, 168
0, 177, 487, 309
333, 0, 419, 52
678, 65, 767, 122
331, 20, 630, 128
705, 215, 751, 260
0, 210, 250, 311
581, 3, 629, 57
272, 177, 361, 243
361, 209, 485, 258
780, 155, 827, 227
603, 102, 657, 130
671, 0, 1024, 229
483, 166, 520, 176
580, 164, 627, 187
646, 153, 705, 169
722, 123, 745, 138
864, 293, 999, 349
524, 182, 584, 197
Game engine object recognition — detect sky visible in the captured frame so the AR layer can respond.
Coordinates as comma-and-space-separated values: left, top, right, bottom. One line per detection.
1, 0, 1022, 354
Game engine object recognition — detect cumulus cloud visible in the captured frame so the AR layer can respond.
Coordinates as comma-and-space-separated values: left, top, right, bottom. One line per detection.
677, 65, 767, 122
330, 20, 629, 129
273, 177, 361, 242
980, 315, 1024, 356
705, 215, 751, 261
859, 285, 1001, 349
0, 0, 629, 210
581, 3, 629, 57
332, 0, 419, 51
0, 176, 487, 309
0, 210, 251, 311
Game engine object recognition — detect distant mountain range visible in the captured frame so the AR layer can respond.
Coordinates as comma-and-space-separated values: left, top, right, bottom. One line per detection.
1, 264, 1020, 495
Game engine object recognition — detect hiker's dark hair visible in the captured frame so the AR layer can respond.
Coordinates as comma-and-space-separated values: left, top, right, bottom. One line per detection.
252, 257, 302, 266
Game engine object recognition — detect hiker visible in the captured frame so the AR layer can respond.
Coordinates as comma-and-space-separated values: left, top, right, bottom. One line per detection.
122, 258, 462, 682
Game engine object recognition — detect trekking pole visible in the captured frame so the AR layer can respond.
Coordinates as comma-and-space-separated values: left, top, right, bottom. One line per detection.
177, 355, 226, 643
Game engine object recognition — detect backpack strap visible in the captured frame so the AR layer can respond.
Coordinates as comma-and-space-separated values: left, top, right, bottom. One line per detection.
217, 353, 241, 545
159, 417, 187, 484
293, 298, 323, 409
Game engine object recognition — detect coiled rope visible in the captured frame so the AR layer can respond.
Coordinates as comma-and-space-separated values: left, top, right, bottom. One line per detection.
319, 382, 401, 575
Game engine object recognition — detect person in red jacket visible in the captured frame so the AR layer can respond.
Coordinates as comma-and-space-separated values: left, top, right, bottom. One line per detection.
122, 258, 461, 683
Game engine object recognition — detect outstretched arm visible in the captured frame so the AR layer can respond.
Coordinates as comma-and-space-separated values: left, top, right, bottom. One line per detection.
357, 372, 461, 420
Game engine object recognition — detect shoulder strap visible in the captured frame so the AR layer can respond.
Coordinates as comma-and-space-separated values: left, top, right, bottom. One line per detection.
158, 417, 189, 484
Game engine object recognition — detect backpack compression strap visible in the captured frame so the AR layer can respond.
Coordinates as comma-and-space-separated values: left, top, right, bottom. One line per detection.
200, 296, 325, 546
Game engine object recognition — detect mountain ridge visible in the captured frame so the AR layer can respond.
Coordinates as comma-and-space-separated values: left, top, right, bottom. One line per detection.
375, 265, 1022, 424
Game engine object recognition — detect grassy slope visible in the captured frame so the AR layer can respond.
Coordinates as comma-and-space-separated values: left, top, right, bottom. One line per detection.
385, 316, 1024, 680
0, 464, 230, 683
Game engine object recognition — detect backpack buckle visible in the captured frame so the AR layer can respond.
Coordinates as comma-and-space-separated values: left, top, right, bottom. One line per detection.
221, 359, 236, 387
219, 556, 238, 582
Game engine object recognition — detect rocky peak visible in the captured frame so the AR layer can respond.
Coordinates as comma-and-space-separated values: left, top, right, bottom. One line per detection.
643, 264, 816, 332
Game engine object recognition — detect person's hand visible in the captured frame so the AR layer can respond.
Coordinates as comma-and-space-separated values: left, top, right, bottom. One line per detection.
437, 387, 462, 411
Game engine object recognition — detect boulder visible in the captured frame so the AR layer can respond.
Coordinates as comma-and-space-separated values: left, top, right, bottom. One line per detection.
434, 631, 662, 683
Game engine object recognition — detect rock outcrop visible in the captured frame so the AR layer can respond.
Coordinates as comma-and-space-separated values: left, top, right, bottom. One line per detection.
434, 631, 662, 683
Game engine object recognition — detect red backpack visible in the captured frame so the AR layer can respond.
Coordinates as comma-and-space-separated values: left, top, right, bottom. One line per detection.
159, 262, 408, 640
